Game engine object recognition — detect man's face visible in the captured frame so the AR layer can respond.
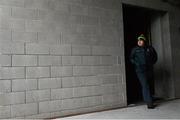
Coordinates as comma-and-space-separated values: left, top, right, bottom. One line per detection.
137, 40, 145, 47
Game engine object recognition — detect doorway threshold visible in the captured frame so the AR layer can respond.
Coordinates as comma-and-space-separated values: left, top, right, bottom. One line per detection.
128, 101, 145, 107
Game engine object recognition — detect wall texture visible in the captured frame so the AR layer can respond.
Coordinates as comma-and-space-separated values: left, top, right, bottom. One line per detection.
0, 0, 125, 118
169, 10, 180, 98
0, 0, 179, 119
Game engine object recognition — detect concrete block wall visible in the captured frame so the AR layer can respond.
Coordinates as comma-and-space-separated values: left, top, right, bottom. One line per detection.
169, 10, 180, 98
1, 0, 179, 118
0, 0, 126, 118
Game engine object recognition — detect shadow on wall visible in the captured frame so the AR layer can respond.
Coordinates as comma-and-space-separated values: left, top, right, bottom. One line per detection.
154, 65, 172, 98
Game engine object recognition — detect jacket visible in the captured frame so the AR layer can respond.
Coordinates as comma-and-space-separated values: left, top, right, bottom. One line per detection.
130, 45, 158, 71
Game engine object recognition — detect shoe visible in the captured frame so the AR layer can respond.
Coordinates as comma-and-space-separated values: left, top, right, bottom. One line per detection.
147, 102, 155, 109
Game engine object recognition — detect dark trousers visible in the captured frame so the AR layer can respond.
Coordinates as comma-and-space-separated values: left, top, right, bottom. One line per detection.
136, 69, 153, 103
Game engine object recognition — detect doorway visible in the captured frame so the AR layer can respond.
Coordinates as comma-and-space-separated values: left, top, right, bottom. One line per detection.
123, 5, 151, 105
123, 4, 173, 105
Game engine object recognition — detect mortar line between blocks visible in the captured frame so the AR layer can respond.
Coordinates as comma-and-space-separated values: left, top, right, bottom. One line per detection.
49, 65, 51, 78
37, 55, 39, 66
24, 43, 26, 55
10, 79, 12, 92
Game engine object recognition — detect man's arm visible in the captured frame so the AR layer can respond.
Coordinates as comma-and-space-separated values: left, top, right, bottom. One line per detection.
150, 46, 158, 64
130, 48, 136, 64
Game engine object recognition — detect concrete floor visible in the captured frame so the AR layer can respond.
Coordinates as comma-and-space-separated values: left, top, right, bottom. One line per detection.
60, 99, 180, 119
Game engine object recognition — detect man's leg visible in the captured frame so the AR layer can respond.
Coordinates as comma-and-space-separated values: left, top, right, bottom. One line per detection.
136, 71, 155, 109
147, 69, 155, 96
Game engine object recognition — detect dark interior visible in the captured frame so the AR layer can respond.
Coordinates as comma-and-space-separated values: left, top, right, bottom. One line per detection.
123, 5, 154, 105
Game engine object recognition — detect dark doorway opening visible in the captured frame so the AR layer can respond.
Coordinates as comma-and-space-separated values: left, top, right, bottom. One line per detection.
123, 5, 155, 105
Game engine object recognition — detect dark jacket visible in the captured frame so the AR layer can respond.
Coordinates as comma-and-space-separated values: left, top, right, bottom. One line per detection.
130, 45, 157, 72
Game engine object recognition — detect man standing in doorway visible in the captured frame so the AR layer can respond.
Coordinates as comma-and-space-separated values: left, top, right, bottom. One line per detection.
130, 34, 158, 109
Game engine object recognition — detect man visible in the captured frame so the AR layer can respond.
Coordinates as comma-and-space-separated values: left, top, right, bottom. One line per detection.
130, 34, 158, 109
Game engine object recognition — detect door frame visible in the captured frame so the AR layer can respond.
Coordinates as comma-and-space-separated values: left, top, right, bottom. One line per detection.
122, 4, 175, 104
